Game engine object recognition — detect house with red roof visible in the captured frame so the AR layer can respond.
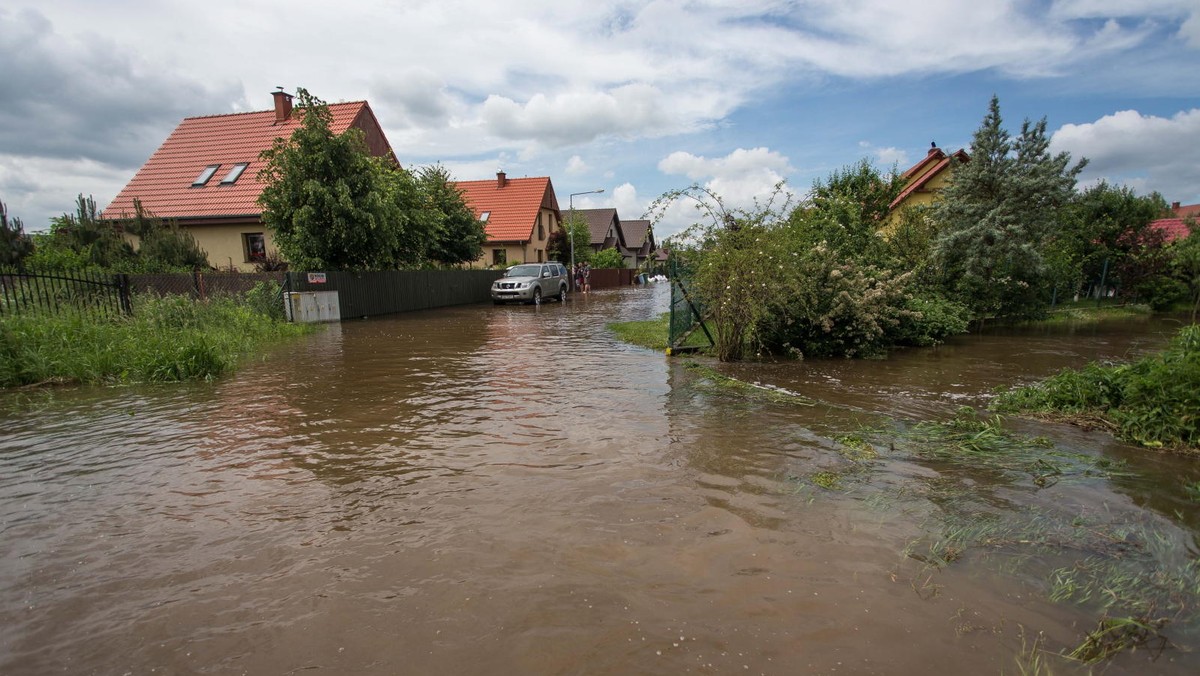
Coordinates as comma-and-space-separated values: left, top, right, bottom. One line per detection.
1149, 201, 1199, 244
454, 172, 561, 268
884, 143, 970, 232
101, 91, 396, 271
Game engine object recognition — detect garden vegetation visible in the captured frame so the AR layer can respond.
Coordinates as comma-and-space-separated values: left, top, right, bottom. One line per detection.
653, 96, 1197, 362
994, 323, 1200, 450
0, 282, 311, 387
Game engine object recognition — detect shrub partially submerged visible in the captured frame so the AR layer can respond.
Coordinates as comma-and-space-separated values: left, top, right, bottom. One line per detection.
994, 324, 1200, 449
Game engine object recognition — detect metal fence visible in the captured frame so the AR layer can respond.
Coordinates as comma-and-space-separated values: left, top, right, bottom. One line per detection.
667, 253, 713, 353
287, 269, 503, 319
0, 267, 131, 319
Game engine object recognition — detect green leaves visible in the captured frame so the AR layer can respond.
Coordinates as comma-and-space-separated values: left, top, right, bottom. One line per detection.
933, 96, 1086, 322
257, 88, 433, 271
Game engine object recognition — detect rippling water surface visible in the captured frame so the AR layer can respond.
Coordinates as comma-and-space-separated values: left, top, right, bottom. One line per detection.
2, 285, 1197, 674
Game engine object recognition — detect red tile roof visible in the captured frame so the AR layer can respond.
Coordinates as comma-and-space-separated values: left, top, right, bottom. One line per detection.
454, 175, 559, 242
102, 101, 383, 221
1150, 218, 1195, 243
1172, 202, 1200, 219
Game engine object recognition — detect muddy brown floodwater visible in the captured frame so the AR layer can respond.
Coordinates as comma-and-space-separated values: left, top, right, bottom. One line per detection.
2, 284, 1198, 675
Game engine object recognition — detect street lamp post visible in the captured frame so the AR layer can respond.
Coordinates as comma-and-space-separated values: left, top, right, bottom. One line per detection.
568, 189, 604, 290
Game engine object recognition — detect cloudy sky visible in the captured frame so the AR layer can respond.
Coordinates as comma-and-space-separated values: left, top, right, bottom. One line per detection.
2, 0, 1198, 238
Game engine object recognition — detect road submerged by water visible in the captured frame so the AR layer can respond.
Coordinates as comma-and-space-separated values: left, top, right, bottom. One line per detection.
2, 284, 1197, 674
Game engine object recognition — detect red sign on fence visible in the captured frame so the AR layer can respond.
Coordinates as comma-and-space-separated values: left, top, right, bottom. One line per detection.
307, 273, 327, 284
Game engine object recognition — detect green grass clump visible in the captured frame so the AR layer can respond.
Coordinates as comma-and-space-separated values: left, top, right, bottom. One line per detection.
994, 324, 1200, 450
1036, 301, 1152, 325
0, 287, 313, 387
608, 312, 711, 352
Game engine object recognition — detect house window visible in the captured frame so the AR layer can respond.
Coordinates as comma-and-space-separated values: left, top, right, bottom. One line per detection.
492, 248, 506, 266
480, 211, 490, 222
221, 163, 249, 185
537, 249, 544, 262
192, 165, 220, 186
244, 233, 266, 262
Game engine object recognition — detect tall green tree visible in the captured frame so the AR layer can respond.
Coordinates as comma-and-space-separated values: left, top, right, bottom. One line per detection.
1055, 182, 1169, 299
258, 88, 429, 271
416, 164, 486, 267
1169, 218, 1200, 321
560, 212, 592, 265
0, 199, 33, 267
933, 96, 1086, 322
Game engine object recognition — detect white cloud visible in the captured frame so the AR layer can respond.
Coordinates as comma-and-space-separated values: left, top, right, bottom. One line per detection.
1050, 108, 1200, 202
659, 147, 791, 182
1181, 11, 1200, 47
857, 142, 909, 169
611, 182, 644, 220
565, 155, 588, 175
653, 147, 795, 239
3, 1, 1198, 230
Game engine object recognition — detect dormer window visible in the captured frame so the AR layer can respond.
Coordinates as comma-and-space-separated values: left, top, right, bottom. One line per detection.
480, 211, 491, 222
221, 163, 249, 185
192, 165, 220, 186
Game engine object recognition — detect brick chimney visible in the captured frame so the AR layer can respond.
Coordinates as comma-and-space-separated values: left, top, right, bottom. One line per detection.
496, 171, 507, 188
1173, 201, 1182, 211
272, 89, 293, 123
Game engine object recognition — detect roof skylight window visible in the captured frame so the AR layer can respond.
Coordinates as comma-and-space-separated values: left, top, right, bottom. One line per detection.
192, 165, 220, 186
221, 163, 249, 185
480, 211, 491, 222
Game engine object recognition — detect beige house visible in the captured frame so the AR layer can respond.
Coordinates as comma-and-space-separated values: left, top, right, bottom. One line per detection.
101, 91, 396, 271
454, 172, 562, 268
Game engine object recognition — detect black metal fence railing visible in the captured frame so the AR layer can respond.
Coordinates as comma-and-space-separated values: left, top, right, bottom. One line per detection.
0, 267, 131, 319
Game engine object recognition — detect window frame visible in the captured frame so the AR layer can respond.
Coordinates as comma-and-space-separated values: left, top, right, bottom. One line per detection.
220, 163, 249, 185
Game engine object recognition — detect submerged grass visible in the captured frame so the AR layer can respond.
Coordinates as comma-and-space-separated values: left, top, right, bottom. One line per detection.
1036, 301, 1152, 325
783, 407, 1198, 666
684, 362, 817, 406
994, 323, 1200, 451
0, 289, 314, 387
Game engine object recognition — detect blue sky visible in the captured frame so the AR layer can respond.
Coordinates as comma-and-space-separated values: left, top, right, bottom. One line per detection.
2, 1, 1198, 239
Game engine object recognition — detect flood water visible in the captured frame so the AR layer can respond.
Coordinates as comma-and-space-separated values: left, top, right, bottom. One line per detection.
2, 284, 1198, 675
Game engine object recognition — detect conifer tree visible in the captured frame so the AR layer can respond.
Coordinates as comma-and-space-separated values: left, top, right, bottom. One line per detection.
0, 199, 34, 267
933, 96, 1085, 322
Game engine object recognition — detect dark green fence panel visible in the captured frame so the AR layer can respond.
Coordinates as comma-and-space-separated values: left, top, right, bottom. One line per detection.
667, 253, 713, 352
288, 270, 503, 320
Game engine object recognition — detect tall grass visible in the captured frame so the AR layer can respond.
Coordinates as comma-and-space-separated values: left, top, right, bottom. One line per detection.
0, 285, 312, 387
994, 323, 1200, 449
